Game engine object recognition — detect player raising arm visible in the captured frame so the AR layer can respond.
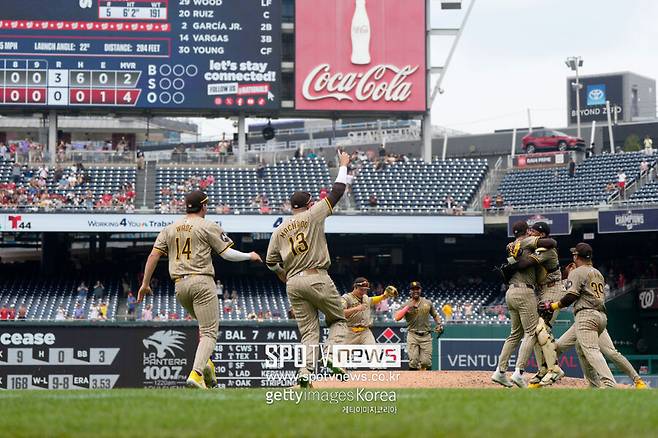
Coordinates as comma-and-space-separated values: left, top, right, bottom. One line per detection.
265, 152, 350, 388
138, 190, 261, 389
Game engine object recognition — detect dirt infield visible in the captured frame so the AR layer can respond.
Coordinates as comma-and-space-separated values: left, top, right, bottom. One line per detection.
313, 371, 588, 389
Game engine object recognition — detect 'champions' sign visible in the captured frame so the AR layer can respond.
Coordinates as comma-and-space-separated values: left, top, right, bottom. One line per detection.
295, 0, 426, 112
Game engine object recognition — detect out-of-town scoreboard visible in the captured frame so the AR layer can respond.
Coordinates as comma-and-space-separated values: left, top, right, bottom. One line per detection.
0, 0, 281, 112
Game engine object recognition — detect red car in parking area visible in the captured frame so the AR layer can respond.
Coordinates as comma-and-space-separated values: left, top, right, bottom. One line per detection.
521, 129, 585, 154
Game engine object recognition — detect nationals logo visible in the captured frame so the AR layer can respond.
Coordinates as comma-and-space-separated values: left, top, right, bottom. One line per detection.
295, 0, 426, 111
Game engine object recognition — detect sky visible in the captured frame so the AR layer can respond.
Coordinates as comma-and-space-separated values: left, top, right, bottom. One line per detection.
192, 0, 658, 138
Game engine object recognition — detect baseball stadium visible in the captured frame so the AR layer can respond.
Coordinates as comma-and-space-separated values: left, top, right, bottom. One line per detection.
1, 0, 658, 437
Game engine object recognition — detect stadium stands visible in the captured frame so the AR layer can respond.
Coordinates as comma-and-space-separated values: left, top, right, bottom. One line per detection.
0, 278, 120, 320
351, 158, 488, 213
495, 152, 657, 211
156, 157, 331, 213
0, 159, 136, 211
628, 179, 658, 205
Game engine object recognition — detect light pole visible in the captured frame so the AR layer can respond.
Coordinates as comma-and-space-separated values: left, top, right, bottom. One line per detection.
566, 56, 584, 139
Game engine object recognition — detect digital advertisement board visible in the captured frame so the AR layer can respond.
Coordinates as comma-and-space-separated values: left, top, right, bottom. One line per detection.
567, 74, 623, 124
0, 0, 281, 112
295, 0, 426, 112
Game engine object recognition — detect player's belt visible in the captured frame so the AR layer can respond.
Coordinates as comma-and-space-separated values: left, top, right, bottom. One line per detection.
409, 330, 429, 336
510, 283, 535, 290
292, 268, 325, 277
173, 274, 213, 283
542, 280, 560, 288
574, 307, 606, 316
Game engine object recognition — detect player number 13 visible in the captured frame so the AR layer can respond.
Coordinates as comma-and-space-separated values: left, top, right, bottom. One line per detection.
288, 232, 309, 256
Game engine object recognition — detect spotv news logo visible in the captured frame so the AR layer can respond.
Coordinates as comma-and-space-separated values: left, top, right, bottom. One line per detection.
264, 344, 401, 369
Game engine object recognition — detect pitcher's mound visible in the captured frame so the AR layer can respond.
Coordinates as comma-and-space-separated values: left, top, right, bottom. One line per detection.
312, 371, 587, 389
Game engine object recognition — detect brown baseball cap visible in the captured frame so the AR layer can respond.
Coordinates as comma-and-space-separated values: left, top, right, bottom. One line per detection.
570, 242, 593, 259
410, 281, 422, 290
512, 220, 528, 237
185, 190, 209, 213
290, 191, 312, 209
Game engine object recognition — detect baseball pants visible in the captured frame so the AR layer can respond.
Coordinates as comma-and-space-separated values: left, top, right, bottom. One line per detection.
498, 285, 538, 372
557, 323, 639, 385
344, 329, 376, 345
407, 331, 432, 370
287, 271, 347, 374
571, 309, 616, 388
175, 275, 218, 375
533, 282, 565, 369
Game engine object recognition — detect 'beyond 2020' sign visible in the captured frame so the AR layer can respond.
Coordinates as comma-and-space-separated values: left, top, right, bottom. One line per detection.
295, 0, 426, 112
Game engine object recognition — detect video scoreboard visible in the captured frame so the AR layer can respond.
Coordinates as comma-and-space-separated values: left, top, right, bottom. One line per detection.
0, 0, 281, 112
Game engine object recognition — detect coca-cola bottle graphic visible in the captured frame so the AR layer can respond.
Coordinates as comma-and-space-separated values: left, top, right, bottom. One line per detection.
351, 0, 371, 65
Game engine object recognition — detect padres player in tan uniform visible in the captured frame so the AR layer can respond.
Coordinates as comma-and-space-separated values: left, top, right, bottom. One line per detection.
394, 281, 443, 370
266, 152, 350, 387
492, 221, 556, 388
341, 278, 397, 344
138, 190, 261, 389
556, 321, 648, 388
540, 243, 616, 388
511, 222, 565, 387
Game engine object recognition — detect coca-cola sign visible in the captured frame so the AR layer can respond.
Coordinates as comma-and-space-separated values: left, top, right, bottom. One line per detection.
295, 0, 426, 112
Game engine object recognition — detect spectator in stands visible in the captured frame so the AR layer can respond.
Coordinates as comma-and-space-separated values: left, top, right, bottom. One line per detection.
17, 304, 27, 320
93, 281, 105, 300
247, 311, 257, 320
644, 135, 653, 154
482, 194, 491, 210
378, 144, 386, 159
0, 142, 8, 160
265, 310, 272, 320
587, 142, 595, 158
224, 298, 233, 313
617, 169, 627, 198
281, 200, 292, 214
368, 194, 378, 209
256, 162, 266, 179
640, 159, 650, 182
155, 310, 168, 321
287, 307, 295, 319
99, 301, 108, 320
73, 303, 85, 320
76, 282, 88, 301
127, 292, 137, 320
216, 280, 224, 299
231, 290, 238, 301
445, 195, 456, 214
11, 162, 21, 184
442, 302, 453, 320
169, 312, 179, 320
136, 149, 145, 170
605, 182, 616, 193
141, 304, 153, 321
375, 297, 390, 321
495, 194, 504, 209
89, 304, 100, 320
0, 305, 8, 320
319, 187, 329, 200
568, 158, 576, 177
55, 306, 67, 321
307, 150, 317, 159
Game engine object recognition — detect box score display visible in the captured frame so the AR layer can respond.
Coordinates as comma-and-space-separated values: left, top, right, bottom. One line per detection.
0, 0, 281, 111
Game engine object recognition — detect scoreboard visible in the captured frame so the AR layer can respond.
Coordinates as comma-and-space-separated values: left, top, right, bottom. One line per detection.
0, 0, 281, 112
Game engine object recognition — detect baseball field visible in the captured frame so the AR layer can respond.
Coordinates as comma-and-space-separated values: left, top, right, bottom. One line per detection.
2, 373, 656, 438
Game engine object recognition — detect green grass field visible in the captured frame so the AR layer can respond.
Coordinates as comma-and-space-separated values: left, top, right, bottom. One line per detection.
1, 388, 657, 438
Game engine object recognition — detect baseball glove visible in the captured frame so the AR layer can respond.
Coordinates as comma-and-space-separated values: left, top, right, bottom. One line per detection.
434, 324, 444, 337
384, 285, 398, 298
562, 262, 576, 279
537, 300, 554, 320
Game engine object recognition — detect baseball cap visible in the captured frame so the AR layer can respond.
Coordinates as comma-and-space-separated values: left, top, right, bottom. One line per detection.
512, 220, 528, 237
570, 242, 593, 259
185, 190, 209, 213
353, 277, 370, 288
410, 281, 422, 289
531, 221, 551, 236
290, 191, 312, 209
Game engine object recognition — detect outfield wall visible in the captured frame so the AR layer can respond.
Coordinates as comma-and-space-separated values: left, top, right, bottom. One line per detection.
0, 321, 595, 389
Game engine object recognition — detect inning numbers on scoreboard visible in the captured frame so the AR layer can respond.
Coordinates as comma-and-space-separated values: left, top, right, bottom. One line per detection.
99, 0, 168, 21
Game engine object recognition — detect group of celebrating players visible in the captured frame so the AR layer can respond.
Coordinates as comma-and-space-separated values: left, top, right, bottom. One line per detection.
136, 150, 647, 389
492, 220, 648, 389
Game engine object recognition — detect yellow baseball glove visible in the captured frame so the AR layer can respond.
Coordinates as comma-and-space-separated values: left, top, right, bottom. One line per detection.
384, 285, 398, 298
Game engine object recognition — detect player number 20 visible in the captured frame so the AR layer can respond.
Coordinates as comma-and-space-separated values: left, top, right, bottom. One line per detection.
288, 232, 309, 256
175, 237, 192, 260
590, 281, 604, 298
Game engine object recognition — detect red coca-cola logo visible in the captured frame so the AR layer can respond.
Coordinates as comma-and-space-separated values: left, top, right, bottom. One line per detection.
302, 64, 418, 103
295, 0, 426, 112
